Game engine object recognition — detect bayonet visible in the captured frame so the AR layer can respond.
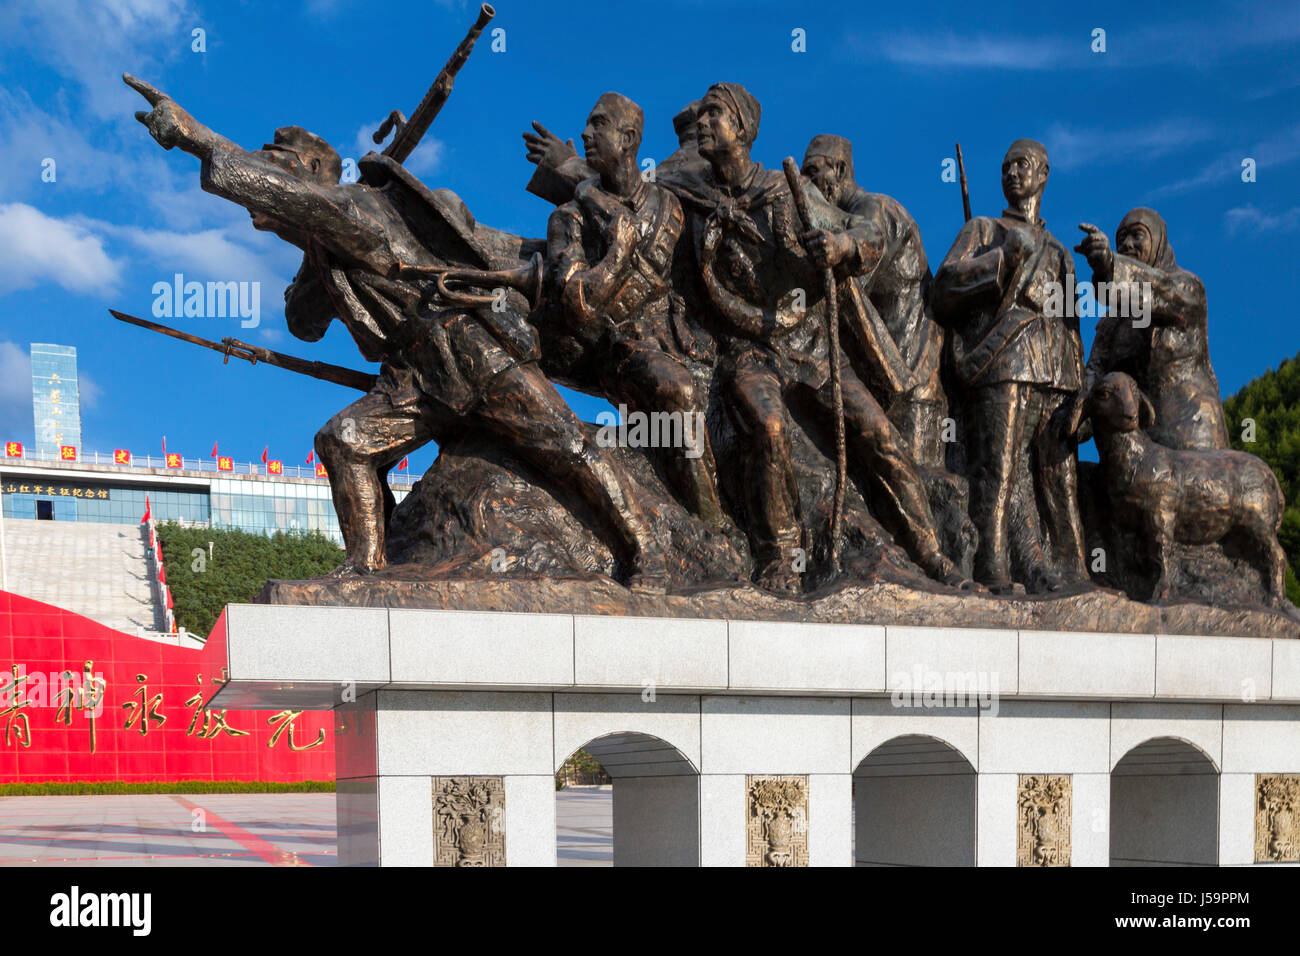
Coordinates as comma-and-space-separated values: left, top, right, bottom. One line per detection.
108, 310, 377, 392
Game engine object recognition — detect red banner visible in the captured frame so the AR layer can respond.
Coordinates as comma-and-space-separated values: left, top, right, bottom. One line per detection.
165, 453, 182, 469
217, 456, 233, 472
59, 446, 76, 461
314, 463, 327, 479
0, 592, 334, 783
113, 449, 131, 465
267, 460, 283, 476
4, 442, 20, 458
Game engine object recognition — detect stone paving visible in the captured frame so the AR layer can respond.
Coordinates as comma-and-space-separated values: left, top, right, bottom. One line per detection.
4, 519, 159, 633
0, 789, 613, 866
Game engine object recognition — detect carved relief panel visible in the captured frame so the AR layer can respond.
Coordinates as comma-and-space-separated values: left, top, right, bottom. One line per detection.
1017, 774, 1071, 867
746, 775, 809, 867
1255, 774, 1300, 863
433, 776, 506, 867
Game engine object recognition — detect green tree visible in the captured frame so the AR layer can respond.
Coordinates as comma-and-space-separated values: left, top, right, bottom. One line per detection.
156, 524, 343, 636
1223, 353, 1300, 604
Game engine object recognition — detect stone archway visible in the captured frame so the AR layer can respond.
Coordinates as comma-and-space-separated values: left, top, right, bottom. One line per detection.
853, 734, 977, 866
1110, 736, 1219, 866
557, 731, 699, 867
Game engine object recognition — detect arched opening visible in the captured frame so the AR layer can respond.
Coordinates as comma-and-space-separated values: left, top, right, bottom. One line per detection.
556, 731, 699, 867
1110, 736, 1219, 866
853, 734, 977, 866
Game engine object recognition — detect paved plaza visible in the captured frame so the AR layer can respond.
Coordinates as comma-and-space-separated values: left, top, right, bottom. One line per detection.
0, 787, 612, 866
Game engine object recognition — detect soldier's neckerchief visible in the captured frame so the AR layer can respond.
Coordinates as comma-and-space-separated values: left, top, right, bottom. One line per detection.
666, 163, 785, 248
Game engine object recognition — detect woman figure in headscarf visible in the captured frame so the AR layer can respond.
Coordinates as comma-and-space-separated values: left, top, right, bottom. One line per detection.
1077, 207, 1229, 450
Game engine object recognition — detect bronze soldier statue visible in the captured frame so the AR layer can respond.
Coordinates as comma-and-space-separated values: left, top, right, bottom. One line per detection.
1077, 207, 1228, 450
931, 139, 1087, 593
664, 83, 973, 594
127, 74, 669, 591
524, 99, 705, 206
546, 92, 727, 527
801, 134, 947, 467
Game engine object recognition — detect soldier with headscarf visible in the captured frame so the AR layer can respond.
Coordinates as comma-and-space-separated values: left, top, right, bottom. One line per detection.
801, 134, 946, 467
664, 83, 972, 594
1077, 208, 1228, 450
931, 139, 1088, 594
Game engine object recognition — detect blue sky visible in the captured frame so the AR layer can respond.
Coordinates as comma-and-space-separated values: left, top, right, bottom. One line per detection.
1, 0, 1298, 472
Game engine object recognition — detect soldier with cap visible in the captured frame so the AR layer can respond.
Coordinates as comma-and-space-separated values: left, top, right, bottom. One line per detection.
931, 139, 1088, 593
546, 92, 727, 527
801, 134, 947, 467
665, 82, 973, 594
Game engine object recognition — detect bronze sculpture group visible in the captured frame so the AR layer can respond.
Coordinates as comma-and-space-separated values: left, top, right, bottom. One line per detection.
118, 11, 1294, 620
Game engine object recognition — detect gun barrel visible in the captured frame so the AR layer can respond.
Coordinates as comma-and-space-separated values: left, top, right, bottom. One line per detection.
956, 142, 971, 222
386, 3, 495, 163
109, 309, 376, 392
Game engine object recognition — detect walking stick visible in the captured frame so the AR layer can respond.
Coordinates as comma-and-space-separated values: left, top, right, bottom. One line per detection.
782, 157, 846, 573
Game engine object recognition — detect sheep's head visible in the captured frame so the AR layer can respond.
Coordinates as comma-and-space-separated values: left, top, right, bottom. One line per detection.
1087, 372, 1155, 435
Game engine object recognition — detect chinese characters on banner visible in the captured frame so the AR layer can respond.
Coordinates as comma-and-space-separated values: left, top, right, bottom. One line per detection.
165, 453, 182, 468
113, 449, 131, 464
1, 593, 333, 780
1, 482, 109, 499
217, 456, 234, 472
267, 460, 283, 476
59, 445, 76, 461
4, 442, 20, 457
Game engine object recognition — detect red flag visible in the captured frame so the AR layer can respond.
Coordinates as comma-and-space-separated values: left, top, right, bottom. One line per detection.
211, 441, 219, 458
158, 563, 167, 584
261, 446, 268, 464
397, 456, 409, 471
162, 436, 167, 457
165, 588, 174, 610
315, 462, 327, 479
140, 495, 151, 524
306, 449, 314, 464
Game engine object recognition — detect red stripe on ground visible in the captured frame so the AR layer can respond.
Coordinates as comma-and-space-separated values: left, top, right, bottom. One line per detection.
170, 796, 313, 867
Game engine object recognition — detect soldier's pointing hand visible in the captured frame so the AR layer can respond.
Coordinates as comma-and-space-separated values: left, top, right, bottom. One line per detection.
124, 73, 199, 152
1074, 223, 1114, 279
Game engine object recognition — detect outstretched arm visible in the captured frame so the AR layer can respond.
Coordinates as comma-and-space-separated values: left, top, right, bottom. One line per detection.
126, 73, 237, 160
126, 73, 376, 258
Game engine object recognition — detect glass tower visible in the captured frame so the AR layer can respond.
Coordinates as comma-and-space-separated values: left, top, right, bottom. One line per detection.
31, 343, 82, 459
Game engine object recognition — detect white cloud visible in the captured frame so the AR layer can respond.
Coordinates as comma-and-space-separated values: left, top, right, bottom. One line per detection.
868, 32, 1072, 70
1225, 205, 1300, 235
0, 1, 194, 121
0, 204, 122, 296
0, 341, 32, 426
1151, 123, 1300, 197
352, 119, 445, 177
81, 219, 298, 307
845, 6, 1300, 72
1044, 120, 1211, 172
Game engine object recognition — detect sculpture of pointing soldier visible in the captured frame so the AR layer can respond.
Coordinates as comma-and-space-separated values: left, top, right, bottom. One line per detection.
126, 73, 669, 591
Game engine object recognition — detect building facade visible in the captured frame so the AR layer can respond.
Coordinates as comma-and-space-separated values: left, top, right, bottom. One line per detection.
2, 452, 418, 545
